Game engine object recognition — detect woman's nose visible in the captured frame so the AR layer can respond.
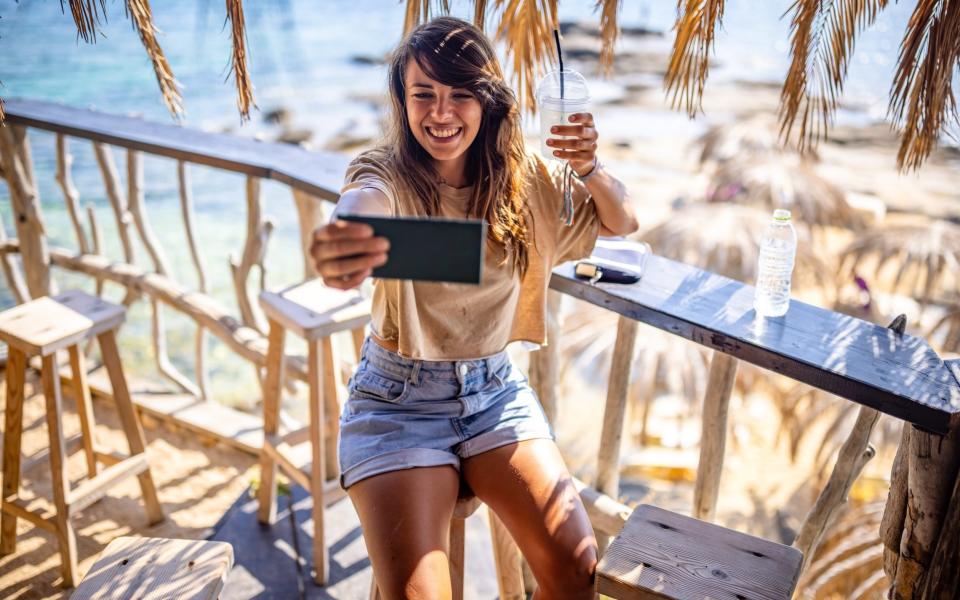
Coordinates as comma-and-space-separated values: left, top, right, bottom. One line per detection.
432, 96, 454, 120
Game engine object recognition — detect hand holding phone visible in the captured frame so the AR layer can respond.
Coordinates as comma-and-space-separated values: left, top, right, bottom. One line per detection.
310, 219, 390, 290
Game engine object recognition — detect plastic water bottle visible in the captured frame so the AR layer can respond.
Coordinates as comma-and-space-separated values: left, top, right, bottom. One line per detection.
754, 209, 797, 317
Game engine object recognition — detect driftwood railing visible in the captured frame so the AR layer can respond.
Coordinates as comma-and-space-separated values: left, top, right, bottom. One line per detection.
2, 98, 959, 598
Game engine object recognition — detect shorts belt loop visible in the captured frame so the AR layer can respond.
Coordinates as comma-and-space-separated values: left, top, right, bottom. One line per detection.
409, 360, 422, 385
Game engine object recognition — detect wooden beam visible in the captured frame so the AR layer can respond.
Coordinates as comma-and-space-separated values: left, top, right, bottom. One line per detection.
693, 351, 739, 522
5, 99, 348, 201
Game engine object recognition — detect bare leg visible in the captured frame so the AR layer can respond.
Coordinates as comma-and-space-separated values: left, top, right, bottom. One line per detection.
463, 439, 598, 599
349, 466, 459, 600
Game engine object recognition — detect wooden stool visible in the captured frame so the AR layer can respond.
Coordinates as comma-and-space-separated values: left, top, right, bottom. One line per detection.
0, 290, 163, 587
71, 536, 233, 599
256, 279, 370, 585
369, 488, 482, 600
597, 504, 803, 600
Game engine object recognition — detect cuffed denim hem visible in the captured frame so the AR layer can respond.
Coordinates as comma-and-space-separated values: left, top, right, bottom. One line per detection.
457, 424, 555, 459
340, 447, 460, 489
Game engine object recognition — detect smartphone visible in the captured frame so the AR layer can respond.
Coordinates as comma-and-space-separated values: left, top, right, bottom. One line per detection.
338, 214, 486, 284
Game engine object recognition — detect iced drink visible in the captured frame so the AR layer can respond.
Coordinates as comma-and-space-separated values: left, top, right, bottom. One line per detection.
536, 69, 590, 161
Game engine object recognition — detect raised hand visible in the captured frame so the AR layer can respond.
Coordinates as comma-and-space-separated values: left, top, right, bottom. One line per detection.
546, 112, 599, 176
310, 219, 389, 290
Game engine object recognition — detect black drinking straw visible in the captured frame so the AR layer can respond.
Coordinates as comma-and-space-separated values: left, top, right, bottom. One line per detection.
553, 28, 564, 98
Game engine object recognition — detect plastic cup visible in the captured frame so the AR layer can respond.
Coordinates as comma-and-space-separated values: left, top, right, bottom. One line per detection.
536, 69, 590, 161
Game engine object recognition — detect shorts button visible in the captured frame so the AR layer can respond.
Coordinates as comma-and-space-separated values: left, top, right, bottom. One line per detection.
458, 363, 469, 377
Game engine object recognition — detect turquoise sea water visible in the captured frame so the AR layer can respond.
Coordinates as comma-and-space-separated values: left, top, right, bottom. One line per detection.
0, 0, 927, 404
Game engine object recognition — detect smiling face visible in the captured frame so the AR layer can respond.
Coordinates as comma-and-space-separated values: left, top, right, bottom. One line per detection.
404, 58, 483, 185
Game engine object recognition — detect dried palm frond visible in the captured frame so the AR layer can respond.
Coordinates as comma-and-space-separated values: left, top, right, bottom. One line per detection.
474, 0, 488, 29
225, 0, 257, 122
639, 203, 834, 293
779, 0, 889, 153
124, 0, 184, 119
62, 0, 108, 43
494, 0, 560, 114
890, 0, 960, 171
838, 219, 960, 305
664, 0, 726, 117
707, 155, 864, 231
0, 95, 5, 123
403, 0, 451, 37
596, 0, 621, 75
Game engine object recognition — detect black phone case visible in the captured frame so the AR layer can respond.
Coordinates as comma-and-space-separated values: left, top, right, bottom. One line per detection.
339, 214, 486, 284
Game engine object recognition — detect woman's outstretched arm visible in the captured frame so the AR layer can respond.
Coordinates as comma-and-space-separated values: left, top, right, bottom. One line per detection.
547, 112, 639, 237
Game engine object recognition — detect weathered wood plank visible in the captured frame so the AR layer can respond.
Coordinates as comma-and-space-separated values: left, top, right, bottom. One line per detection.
597, 504, 802, 600
551, 248, 960, 433
5, 98, 348, 201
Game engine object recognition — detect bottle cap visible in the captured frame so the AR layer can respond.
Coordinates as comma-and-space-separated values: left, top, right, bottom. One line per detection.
773, 209, 792, 222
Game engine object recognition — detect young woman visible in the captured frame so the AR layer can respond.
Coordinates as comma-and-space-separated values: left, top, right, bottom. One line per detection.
310, 16, 637, 599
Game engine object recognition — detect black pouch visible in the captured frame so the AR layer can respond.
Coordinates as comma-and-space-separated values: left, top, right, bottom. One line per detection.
574, 261, 641, 284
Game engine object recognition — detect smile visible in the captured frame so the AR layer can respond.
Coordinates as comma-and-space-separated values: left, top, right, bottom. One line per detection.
426, 126, 462, 142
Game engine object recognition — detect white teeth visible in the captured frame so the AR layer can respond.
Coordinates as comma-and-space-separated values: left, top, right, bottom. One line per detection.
427, 126, 461, 138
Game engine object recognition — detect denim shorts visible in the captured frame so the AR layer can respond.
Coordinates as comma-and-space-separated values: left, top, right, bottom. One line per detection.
338, 338, 555, 489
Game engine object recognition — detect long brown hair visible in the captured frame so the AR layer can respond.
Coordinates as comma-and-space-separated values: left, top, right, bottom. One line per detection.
383, 16, 530, 277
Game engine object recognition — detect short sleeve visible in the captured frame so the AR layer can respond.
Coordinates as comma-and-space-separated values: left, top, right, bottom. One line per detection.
530, 153, 600, 264
340, 149, 399, 216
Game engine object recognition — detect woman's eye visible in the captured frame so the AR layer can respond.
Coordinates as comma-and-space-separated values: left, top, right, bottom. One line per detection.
412, 93, 433, 99
454, 93, 474, 99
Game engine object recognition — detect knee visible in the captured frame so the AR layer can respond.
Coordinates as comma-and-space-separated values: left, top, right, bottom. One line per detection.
535, 542, 598, 599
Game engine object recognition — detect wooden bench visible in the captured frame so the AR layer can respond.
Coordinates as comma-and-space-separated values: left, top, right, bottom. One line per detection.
597, 505, 802, 600
70, 536, 233, 599
256, 278, 370, 585
0, 290, 163, 587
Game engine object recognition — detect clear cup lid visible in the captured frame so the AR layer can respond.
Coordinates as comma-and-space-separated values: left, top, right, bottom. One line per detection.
536, 69, 590, 105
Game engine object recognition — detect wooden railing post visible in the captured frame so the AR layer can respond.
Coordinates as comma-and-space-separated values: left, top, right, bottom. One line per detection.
595, 316, 638, 500
93, 142, 137, 266
230, 176, 271, 334
0, 210, 28, 304
177, 161, 211, 400
793, 406, 878, 572
692, 350, 739, 521
54, 134, 90, 254
882, 423, 960, 599
0, 125, 50, 297
292, 188, 327, 280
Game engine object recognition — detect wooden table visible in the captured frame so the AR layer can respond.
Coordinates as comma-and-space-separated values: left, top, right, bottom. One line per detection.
551, 245, 960, 434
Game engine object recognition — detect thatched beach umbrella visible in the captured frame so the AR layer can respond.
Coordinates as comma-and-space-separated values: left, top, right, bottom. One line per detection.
696, 115, 791, 168
706, 155, 865, 231
560, 303, 710, 446
838, 219, 960, 306
639, 203, 835, 294
928, 305, 960, 353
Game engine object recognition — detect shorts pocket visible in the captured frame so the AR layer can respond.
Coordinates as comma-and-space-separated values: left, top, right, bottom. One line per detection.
350, 365, 411, 404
